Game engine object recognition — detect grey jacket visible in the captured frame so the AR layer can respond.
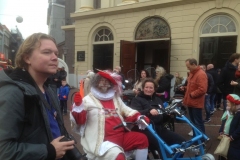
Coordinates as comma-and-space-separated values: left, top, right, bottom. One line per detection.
0, 68, 67, 160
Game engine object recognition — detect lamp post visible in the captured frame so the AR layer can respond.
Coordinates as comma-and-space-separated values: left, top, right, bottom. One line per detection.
62, 46, 68, 62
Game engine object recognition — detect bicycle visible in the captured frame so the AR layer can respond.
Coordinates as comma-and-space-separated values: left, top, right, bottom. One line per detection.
114, 101, 215, 160
142, 101, 215, 160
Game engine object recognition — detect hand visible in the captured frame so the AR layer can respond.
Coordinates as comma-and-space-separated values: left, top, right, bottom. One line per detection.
230, 80, 238, 85
137, 116, 149, 130
150, 109, 159, 116
133, 89, 139, 95
179, 86, 184, 91
51, 136, 75, 159
141, 116, 150, 124
63, 95, 67, 99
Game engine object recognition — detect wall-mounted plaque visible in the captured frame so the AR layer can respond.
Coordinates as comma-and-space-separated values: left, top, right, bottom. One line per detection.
77, 51, 85, 61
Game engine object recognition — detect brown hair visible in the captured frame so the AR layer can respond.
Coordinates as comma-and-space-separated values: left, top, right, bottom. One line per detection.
142, 78, 158, 91
185, 58, 198, 65
229, 53, 240, 63
15, 33, 56, 69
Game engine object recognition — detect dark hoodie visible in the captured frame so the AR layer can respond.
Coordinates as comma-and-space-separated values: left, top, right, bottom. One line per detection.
217, 61, 237, 95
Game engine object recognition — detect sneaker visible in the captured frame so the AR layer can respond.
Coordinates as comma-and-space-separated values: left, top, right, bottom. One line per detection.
217, 108, 223, 111
188, 130, 193, 136
210, 111, 214, 116
203, 119, 211, 123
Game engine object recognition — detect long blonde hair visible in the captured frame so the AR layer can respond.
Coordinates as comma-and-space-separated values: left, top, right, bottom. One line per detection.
15, 33, 56, 70
155, 65, 166, 83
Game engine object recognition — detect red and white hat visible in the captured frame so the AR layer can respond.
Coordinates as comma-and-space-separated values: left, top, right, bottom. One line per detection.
96, 69, 123, 94
97, 69, 118, 85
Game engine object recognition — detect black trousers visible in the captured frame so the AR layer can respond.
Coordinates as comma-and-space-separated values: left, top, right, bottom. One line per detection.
60, 100, 67, 114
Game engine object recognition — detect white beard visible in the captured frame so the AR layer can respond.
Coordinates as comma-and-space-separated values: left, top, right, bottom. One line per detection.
98, 84, 111, 93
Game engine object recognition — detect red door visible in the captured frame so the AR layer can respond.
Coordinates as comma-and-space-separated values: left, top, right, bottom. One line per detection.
120, 40, 136, 77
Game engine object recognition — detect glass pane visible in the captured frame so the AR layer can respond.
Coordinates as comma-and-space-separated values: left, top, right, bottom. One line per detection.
227, 21, 236, 32
210, 26, 218, 33
98, 29, 103, 36
220, 16, 231, 25
109, 33, 113, 40
202, 23, 211, 34
99, 36, 104, 41
208, 16, 219, 27
95, 35, 99, 41
219, 25, 227, 33
105, 29, 110, 35
104, 36, 108, 41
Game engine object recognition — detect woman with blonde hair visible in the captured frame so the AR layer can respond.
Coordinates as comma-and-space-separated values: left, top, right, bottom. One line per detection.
155, 65, 173, 102
0, 33, 75, 159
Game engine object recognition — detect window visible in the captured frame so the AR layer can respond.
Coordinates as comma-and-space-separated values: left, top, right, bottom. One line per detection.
135, 17, 170, 40
94, 28, 113, 42
202, 15, 236, 34
94, 0, 101, 9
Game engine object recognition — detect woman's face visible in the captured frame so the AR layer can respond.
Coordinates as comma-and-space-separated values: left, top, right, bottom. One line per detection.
141, 71, 147, 78
143, 82, 155, 96
238, 62, 240, 71
175, 72, 179, 77
25, 39, 59, 76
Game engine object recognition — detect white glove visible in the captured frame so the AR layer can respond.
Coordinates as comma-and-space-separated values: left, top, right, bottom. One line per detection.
137, 116, 147, 130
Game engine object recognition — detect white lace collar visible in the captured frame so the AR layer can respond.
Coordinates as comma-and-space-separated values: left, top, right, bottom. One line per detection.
90, 87, 115, 101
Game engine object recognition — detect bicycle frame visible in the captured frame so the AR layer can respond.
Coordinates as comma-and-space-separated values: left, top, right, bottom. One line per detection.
142, 115, 209, 160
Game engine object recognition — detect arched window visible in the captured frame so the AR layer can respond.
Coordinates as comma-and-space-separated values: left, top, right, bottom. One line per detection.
201, 15, 237, 35
94, 28, 113, 42
135, 17, 170, 40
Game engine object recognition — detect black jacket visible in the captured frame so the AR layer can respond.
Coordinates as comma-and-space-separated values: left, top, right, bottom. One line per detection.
130, 91, 166, 125
156, 74, 173, 101
206, 73, 214, 94
228, 111, 240, 159
207, 68, 218, 93
217, 62, 237, 95
0, 68, 69, 160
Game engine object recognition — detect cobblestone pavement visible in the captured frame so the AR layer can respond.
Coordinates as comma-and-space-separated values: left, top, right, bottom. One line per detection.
65, 89, 223, 159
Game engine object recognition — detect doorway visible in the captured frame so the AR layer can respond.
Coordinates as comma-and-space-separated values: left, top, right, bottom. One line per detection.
136, 40, 170, 73
120, 40, 170, 78
93, 44, 114, 71
199, 36, 237, 69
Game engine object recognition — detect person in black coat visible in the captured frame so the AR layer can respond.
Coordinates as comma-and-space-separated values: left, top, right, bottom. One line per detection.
227, 106, 240, 160
154, 65, 173, 102
217, 53, 240, 111
207, 64, 219, 113
130, 78, 185, 158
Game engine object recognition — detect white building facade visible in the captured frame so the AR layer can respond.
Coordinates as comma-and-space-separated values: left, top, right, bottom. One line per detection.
62, 0, 240, 87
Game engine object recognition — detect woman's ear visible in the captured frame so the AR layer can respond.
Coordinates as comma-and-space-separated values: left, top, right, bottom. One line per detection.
23, 54, 31, 65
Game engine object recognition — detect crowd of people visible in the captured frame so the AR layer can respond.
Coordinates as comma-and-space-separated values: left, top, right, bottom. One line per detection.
0, 32, 240, 160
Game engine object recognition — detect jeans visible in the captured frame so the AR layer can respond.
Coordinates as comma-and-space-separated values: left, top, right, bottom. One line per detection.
204, 94, 211, 120
209, 93, 216, 112
188, 107, 205, 133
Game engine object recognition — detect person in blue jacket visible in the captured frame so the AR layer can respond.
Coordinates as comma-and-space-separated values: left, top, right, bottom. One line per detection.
59, 79, 70, 115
